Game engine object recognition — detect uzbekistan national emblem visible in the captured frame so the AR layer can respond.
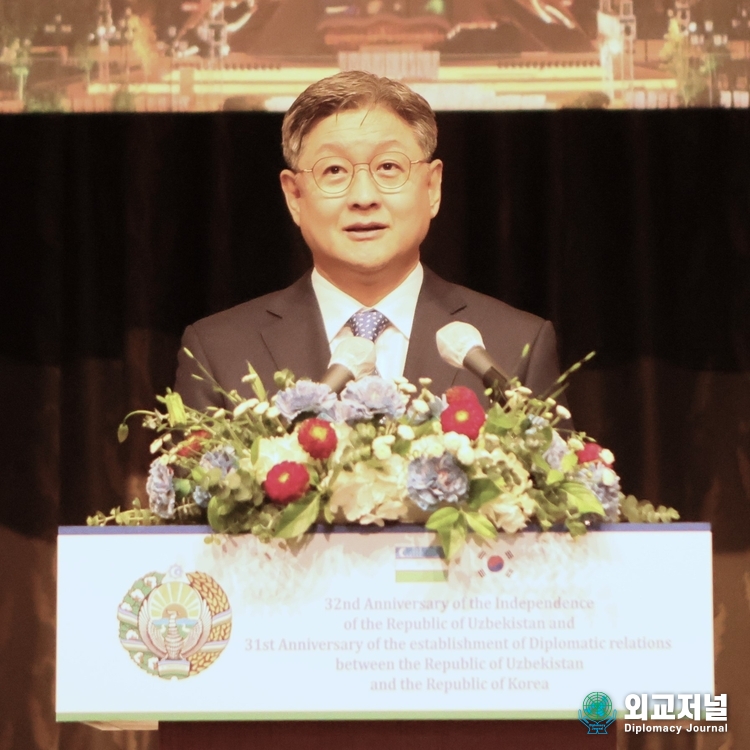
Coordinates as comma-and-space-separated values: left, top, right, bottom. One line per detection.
117, 566, 232, 679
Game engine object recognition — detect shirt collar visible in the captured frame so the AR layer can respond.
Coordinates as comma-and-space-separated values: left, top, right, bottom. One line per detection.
311, 263, 424, 343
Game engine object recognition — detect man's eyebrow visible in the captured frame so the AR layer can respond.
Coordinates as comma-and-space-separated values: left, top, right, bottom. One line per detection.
314, 138, 407, 153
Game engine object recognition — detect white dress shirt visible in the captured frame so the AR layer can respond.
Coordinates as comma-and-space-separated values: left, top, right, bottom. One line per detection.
310, 263, 424, 381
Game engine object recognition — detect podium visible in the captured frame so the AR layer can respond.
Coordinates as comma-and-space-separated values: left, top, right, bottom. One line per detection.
57, 524, 713, 749
158, 718, 603, 749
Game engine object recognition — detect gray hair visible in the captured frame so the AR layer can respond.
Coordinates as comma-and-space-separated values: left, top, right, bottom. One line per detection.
281, 71, 437, 169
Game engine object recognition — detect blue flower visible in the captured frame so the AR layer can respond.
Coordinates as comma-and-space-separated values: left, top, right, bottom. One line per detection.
146, 460, 176, 519
274, 380, 338, 422
407, 453, 470, 511
575, 463, 621, 521
193, 446, 238, 508
407, 394, 447, 425
543, 430, 569, 470
339, 376, 407, 421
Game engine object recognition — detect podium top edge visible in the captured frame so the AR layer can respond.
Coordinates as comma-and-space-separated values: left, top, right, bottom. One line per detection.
58, 522, 711, 536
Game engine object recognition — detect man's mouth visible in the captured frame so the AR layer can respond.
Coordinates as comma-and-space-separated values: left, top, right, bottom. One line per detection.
344, 223, 388, 236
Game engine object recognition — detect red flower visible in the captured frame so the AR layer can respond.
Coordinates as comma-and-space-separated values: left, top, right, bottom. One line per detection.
176, 430, 210, 457
576, 443, 612, 466
298, 418, 338, 459
441, 401, 486, 440
445, 385, 481, 407
264, 461, 310, 504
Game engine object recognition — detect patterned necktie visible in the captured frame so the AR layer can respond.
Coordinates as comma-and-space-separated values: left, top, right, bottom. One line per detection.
346, 309, 390, 342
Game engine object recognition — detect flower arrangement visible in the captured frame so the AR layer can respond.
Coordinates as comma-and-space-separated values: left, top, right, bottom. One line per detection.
89, 351, 679, 558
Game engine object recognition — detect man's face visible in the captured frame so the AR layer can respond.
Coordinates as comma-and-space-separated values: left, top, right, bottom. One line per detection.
280, 107, 442, 298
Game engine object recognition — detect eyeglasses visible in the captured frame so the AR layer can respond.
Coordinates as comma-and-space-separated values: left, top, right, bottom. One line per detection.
296, 152, 427, 195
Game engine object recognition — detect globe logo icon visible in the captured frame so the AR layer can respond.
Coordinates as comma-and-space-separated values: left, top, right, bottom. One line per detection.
582, 692, 613, 720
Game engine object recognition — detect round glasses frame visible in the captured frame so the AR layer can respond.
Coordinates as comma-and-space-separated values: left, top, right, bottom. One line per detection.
295, 152, 428, 195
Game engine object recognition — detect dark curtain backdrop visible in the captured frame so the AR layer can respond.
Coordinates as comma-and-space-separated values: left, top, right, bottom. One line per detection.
1, 110, 749, 750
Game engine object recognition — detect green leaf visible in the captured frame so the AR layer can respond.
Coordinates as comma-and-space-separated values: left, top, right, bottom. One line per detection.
425, 506, 460, 531
560, 452, 578, 473
532, 453, 552, 474
560, 482, 604, 516
163, 391, 188, 428
250, 437, 261, 465
484, 410, 514, 436
546, 469, 564, 485
275, 494, 320, 539
323, 501, 335, 524
117, 423, 129, 443
173, 478, 192, 497
246, 363, 267, 401
565, 518, 587, 537
437, 517, 467, 559
467, 477, 500, 509
206, 496, 228, 533
391, 437, 411, 456
464, 511, 497, 541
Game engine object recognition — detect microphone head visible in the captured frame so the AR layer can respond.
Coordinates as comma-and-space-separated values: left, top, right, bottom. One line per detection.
329, 337, 377, 380
436, 322, 485, 368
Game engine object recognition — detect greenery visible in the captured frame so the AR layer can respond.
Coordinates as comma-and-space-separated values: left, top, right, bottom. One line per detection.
90, 352, 679, 560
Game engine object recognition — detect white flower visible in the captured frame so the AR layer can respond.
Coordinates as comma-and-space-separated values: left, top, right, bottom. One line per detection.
601, 467, 618, 486
457, 445, 476, 466
399, 382, 417, 394
133, 652, 143, 665
410, 399, 430, 414
253, 401, 269, 415
266, 406, 280, 419
233, 399, 257, 418
482, 496, 531, 533
129, 589, 145, 601
397, 424, 415, 441
568, 437, 584, 452
119, 601, 133, 612
410, 435, 445, 459
147, 656, 159, 671
144, 576, 157, 588
125, 629, 139, 640
555, 404, 571, 420
329, 458, 409, 525
372, 435, 395, 460
443, 431, 471, 454
254, 434, 309, 482
600, 448, 615, 465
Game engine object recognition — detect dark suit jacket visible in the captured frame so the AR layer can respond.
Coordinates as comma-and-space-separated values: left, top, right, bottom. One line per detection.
175, 267, 563, 411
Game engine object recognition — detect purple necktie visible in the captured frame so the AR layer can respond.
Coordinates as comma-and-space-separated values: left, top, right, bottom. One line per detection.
346, 309, 390, 342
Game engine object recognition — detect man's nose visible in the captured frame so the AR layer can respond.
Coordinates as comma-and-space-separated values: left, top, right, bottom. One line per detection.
347, 164, 381, 207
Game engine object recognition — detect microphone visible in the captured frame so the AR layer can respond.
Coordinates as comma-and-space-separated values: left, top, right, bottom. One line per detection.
319, 337, 377, 393
436, 322, 511, 397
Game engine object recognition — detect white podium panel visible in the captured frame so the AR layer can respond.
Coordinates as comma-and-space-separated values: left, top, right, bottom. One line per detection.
56, 524, 713, 722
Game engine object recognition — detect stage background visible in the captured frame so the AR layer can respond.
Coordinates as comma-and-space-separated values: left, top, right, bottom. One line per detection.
0, 109, 748, 749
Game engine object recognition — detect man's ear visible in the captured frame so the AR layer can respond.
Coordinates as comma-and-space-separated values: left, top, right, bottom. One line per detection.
427, 159, 443, 219
279, 170, 302, 227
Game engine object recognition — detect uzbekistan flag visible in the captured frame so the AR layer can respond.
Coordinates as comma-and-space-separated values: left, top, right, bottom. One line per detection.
394, 546, 448, 583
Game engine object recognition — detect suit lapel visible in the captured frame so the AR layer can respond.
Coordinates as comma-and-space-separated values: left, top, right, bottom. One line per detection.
259, 273, 331, 381
404, 268, 468, 394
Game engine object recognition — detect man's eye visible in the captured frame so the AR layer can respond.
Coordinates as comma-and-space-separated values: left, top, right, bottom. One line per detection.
377, 161, 404, 175
322, 164, 348, 175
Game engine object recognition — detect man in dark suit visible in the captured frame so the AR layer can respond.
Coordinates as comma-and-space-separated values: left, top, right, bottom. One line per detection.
175, 71, 563, 410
